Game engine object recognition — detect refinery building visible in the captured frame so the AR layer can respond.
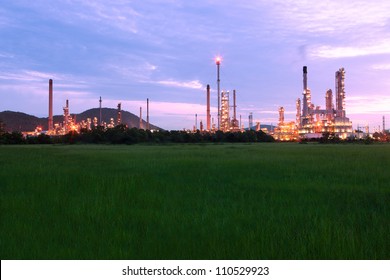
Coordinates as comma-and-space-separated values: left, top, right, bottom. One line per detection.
275, 66, 353, 140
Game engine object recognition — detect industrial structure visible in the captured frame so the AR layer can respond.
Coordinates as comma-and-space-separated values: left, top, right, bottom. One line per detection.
139, 107, 143, 129
383, 116, 386, 133
274, 106, 298, 141
48, 79, 53, 131
216, 57, 221, 130
275, 66, 353, 140
220, 90, 230, 131
209, 89, 241, 133
43, 79, 155, 136
24, 61, 367, 139
99, 96, 102, 125
248, 112, 253, 129
146, 98, 150, 130
206, 84, 211, 131
198, 57, 241, 133
117, 103, 122, 125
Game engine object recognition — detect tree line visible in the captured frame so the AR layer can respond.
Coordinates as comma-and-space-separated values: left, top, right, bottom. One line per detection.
0, 124, 275, 145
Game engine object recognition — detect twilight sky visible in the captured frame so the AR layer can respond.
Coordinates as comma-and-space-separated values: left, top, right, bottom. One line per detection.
1, 0, 389, 130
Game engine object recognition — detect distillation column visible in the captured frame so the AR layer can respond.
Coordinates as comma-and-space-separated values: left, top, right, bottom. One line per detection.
296, 99, 301, 128
220, 91, 230, 132
117, 103, 122, 125
335, 68, 346, 118
147, 98, 150, 130
249, 112, 253, 130
278, 106, 285, 125
63, 99, 70, 133
325, 89, 333, 122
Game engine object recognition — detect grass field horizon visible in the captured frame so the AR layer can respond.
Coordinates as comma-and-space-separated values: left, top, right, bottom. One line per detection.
1, 143, 389, 259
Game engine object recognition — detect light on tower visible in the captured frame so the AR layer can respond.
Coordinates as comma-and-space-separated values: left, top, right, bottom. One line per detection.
215, 56, 221, 65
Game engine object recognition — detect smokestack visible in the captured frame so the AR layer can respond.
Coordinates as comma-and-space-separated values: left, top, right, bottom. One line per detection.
206, 84, 211, 131
383, 116, 386, 133
48, 79, 53, 131
216, 57, 221, 130
233, 89, 237, 122
99, 96, 102, 126
139, 107, 143, 129
195, 114, 198, 131
302, 66, 309, 117
147, 98, 150, 130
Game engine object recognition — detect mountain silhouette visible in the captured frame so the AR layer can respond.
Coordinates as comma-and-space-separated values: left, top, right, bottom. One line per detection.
0, 108, 162, 132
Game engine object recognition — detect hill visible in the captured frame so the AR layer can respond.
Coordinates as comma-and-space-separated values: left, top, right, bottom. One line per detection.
76, 108, 161, 131
0, 111, 43, 132
0, 108, 162, 132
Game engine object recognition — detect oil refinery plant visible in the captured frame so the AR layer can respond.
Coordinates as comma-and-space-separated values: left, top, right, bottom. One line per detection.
20, 61, 359, 140
274, 66, 353, 141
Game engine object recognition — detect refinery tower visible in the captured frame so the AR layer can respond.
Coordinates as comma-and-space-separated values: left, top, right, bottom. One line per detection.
296, 66, 352, 138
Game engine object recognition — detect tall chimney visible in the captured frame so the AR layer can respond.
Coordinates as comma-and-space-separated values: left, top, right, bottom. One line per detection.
302, 66, 309, 117
48, 79, 53, 131
99, 96, 102, 126
383, 115, 386, 133
206, 84, 211, 131
147, 98, 150, 130
139, 107, 143, 129
233, 89, 237, 122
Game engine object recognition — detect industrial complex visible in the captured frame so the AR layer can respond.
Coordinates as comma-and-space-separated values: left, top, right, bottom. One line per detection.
274, 66, 353, 141
6, 58, 387, 141
44, 79, 152, 136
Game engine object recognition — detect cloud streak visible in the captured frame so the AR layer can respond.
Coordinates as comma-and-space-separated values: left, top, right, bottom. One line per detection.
156, 80, 203, 90
309, 40, 390, 58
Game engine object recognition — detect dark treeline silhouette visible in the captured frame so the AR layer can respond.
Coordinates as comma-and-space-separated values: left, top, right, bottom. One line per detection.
301, 132, 390, 144
0, 124, 275, 145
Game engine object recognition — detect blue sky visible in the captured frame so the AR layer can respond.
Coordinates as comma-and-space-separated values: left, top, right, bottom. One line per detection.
1, 0, 389, 130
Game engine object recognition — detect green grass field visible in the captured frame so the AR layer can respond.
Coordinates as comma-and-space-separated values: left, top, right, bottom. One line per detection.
0, 143, 389, 259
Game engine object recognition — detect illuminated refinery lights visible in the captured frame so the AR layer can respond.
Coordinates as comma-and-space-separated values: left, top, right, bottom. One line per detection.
278, 66, 352, 140
220, 90, 230, 132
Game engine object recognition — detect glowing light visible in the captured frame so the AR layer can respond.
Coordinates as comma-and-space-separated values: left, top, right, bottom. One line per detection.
215, 56, 222, 65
